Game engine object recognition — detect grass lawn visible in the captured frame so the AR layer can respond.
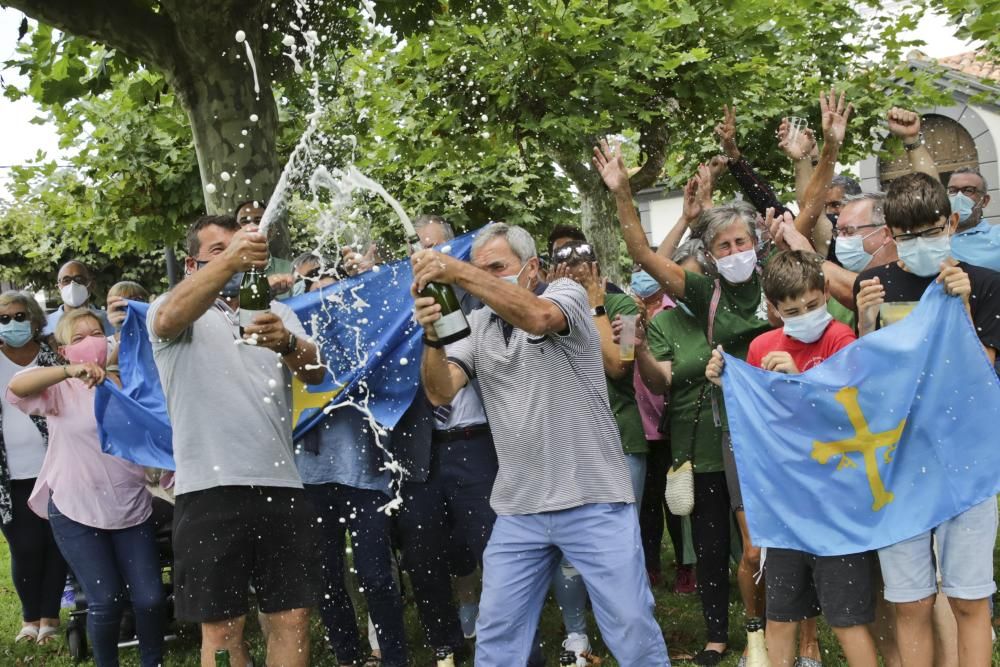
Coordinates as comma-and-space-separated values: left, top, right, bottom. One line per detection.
0, 521, 998, 666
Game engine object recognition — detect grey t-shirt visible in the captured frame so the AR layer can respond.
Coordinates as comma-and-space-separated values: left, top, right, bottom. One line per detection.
446, 278, 634, 515
147, 296, 306, 495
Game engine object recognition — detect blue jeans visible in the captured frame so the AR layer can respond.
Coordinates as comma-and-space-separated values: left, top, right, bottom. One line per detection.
48, 499, 164, 667
304, 483, 408, 667
552, 453, 649, 637
476, 503, 669, 667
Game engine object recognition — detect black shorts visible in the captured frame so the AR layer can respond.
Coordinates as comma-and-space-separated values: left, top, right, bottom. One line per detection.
172, 486, 320, 623
765, 548, 875, 627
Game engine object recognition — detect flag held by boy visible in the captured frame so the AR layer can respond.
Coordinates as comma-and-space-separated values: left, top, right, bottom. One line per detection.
722, 282, 1000, 556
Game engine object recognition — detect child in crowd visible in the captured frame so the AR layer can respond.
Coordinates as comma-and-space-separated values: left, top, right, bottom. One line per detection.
854, 172, 1000, 667
707, 250, 878, 667
6, 309, 164, 667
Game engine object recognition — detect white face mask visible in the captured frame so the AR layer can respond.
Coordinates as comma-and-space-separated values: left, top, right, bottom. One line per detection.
501, 263, 528, 287
713, 249, 757, 284
781, 304, 833, 344
60, 281, 90, 308
896, 233, 951, 277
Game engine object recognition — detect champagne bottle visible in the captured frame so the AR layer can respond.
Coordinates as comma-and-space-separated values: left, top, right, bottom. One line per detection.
745, 616, 771, 667
411, 236, 470, 345
560, 649, 579, 666
214, 649, 231, 667
239, 267, 270, 337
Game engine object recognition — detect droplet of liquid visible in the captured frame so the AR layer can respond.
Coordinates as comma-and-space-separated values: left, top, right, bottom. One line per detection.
235, 30, 246, 43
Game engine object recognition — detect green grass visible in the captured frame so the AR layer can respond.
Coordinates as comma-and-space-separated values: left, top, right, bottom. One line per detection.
0, 529, 998, 666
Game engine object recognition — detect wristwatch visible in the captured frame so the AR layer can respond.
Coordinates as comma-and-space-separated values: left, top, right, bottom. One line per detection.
903, 132, 924, 152
591, 305, 607, 317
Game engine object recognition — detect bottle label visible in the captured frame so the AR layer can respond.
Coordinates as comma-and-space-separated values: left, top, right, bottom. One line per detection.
433, 309, 468, 340
239, 307, 269, 328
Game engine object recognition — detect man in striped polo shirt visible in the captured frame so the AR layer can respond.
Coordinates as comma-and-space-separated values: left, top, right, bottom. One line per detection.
412, 222, 669, 666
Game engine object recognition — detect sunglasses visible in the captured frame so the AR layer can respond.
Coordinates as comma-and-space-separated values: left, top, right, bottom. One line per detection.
553, 243, 596, 264
57, 275, 89, 287
0, 312, 28, 325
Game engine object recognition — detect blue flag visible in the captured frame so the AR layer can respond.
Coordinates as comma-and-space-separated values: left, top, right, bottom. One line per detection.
94, 232, 474, 469
721, 283, 1000, 556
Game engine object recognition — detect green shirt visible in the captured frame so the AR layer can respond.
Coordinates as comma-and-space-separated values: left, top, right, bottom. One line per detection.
827, 296, 856, 330
646, 306, 724, 472
603, 293, 647, 455
681, 270, 770, 360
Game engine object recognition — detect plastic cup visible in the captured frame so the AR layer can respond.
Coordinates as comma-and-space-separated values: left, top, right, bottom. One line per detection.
786, 116, 807, 147
879, 302, 919, 327
619, 314, 637, 361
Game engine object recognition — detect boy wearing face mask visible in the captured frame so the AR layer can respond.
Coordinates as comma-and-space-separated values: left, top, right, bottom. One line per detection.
853, 171, 1000, 667
706, 250, 878, 667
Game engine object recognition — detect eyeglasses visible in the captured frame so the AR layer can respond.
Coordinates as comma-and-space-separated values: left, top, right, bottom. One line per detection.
947, 186, 983, 197
57, 275, 89, 287
553, 243, 596, 264
892, 225, 946, 242
0, 312, 28, 325
836, 224, 883, 238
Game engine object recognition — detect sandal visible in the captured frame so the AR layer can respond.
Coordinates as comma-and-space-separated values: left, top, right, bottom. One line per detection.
15, 625, 39, 643
363, 655, 382, 666
37, 626, 60, 645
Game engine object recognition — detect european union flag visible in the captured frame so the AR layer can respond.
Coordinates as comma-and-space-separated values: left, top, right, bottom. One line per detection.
722, 283, 1000, 556
94, 232, 474, 470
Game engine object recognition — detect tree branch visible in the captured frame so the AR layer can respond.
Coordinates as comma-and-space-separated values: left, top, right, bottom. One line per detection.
7, 0, 176, 73
628, 122, 668, 193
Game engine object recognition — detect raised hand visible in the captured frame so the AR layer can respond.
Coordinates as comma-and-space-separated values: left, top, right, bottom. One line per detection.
767, 207, 812, 252
887, 107, 921, 144
820, 88, 854, 147
682, 177, 703, 223
856, 277, 884, 336
777, 117, 817, 161
592, 139, 631, 195
223, 224, 270, 272
707, 155, 729, 182
714, 105, 740, 160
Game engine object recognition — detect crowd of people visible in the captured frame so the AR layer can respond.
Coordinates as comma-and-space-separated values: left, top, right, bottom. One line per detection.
0, 87, 998, 667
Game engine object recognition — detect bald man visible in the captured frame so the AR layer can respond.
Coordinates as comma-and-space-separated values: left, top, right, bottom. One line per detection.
43, 260, 113, 337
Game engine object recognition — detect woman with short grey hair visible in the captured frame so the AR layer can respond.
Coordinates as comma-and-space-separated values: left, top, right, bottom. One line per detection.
0, 291, 67, 645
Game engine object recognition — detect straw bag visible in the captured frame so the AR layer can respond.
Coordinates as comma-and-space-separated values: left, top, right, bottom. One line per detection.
664, 460, 694, 516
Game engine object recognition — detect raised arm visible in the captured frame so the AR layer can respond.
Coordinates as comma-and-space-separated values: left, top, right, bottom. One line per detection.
657, 175, 703, 260
592, 141, 687, 299
794, 88, 853, 247
776, 116, 819, 207
887, 107, 940, 180
151, 226, 269, 340
717, 104, 790, 217
771, 208, 858, 309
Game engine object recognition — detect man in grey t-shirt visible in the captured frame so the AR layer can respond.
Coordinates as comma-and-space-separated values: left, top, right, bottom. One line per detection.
412, 222, 669, 666
148, 215, 327, 667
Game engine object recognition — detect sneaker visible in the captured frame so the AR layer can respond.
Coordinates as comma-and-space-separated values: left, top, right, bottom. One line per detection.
673, 565, 697, 594
562, 633, 590, 666
458, 602, 478, 639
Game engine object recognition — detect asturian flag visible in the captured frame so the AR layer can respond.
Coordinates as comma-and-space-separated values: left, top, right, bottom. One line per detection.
95, 232, 474, 470
721, 282, 1000, 556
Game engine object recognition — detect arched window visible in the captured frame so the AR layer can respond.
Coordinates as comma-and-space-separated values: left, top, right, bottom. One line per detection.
878, 114, 979, 187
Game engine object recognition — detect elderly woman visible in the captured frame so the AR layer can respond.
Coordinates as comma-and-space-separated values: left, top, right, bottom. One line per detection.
0, 291, 68, 645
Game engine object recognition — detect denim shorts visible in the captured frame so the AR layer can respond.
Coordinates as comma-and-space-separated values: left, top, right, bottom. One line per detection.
878, 497, 998, 603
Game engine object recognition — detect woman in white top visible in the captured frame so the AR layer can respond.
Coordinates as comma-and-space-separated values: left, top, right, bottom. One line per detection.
0, 291, 68, 645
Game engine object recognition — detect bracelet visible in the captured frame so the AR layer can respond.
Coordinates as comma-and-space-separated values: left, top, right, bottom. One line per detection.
903, 133, 924, 151
422, 334, 444, 349
281, 334, 299, 356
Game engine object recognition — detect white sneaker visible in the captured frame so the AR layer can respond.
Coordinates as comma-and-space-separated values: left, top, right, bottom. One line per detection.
562, 632, 590, 666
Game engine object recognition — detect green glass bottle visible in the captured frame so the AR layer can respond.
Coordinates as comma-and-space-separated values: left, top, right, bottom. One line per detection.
239, 267, 270, 337
214, 649, 231, 667
411, 236, 470, 345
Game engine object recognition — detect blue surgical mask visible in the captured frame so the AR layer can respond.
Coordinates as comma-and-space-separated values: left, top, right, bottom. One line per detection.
0, 321, 33, 348
630, 271, 661, 298
834, 227, 884, 272
782, 305, 833, 344
220, 271, 245, 298
501, 263, 528, 287
896, 234, 952, 277
949, 193, 976, 225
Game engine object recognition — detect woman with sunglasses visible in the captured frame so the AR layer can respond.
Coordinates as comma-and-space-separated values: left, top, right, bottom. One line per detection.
0, 291, 68, 646
6, 308, 164, 667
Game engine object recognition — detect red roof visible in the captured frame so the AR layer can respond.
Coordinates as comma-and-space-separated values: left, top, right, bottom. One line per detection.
922, 49, 1000, 82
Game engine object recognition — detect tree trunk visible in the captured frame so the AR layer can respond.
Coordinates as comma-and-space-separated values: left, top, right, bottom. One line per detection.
169, 46, 289, 258
578, 179, 627, 286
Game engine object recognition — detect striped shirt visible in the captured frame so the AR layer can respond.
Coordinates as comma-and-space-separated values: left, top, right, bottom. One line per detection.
447, 278, 634, 515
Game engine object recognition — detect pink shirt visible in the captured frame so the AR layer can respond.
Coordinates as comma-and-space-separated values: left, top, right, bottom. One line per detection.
635, 295, 675, 440
6, 377, 151, 530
